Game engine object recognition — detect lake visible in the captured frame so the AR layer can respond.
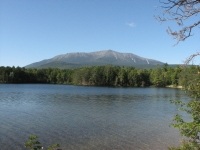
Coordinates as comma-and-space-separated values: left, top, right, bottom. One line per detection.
0, 84, 190, 150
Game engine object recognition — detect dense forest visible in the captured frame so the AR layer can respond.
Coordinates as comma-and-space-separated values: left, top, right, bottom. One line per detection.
0, 64, 198, 87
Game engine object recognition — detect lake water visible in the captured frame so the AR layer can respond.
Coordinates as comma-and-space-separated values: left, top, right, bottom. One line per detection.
0, 84, 190, 150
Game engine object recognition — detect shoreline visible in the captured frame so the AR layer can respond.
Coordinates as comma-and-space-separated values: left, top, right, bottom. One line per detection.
166, 85, 183, 89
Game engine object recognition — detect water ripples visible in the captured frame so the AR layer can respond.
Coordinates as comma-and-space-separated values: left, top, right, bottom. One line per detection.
0, 84, 189, 150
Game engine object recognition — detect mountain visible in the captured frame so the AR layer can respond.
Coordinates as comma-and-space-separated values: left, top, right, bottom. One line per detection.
25, 50, 164, 69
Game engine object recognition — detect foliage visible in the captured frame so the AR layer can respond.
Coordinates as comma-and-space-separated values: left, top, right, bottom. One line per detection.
167, 67, 200, 150
25, 135, 61, 150
170, 92, 200, 149
0, 65, 196, 87
155, 0, 200, 149
169, 139, 200, 150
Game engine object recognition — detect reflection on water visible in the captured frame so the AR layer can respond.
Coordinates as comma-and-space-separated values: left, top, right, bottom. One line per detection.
0, 84, 190, 150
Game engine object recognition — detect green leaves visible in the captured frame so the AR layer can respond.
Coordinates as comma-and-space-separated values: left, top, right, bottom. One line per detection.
25, 135, 61, 150
47, 143, 60, 150
169, 76, 200, 149
169, 139, 200, 150
24, 135, 43, 150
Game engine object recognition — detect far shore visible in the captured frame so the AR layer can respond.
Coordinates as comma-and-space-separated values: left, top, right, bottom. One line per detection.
166, 85, 183, 89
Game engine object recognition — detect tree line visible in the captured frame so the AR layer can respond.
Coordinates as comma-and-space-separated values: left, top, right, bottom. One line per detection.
0, 64, 198, 87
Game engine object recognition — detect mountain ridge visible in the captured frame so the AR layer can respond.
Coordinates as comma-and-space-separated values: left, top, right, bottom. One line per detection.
25, 50, 164, 69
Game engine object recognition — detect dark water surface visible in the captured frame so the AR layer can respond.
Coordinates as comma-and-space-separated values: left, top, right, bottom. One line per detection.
0, 84, 190, 150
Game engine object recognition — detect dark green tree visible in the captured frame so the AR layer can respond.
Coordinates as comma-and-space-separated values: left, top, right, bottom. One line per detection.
127, 67, 139, 86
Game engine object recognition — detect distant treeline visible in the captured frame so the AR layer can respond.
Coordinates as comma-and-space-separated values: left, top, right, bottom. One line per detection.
0, 64, 198, 87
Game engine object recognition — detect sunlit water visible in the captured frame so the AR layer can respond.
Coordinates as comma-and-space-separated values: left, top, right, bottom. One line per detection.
0, 84, 190, 150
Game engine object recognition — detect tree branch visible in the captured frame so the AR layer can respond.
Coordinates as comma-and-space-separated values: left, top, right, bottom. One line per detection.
167, 20, 200, 45
155, 0, 200, 44
183, 52, 200, 66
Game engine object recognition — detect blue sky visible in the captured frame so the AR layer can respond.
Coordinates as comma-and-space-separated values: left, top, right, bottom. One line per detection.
0, 0, 199, 67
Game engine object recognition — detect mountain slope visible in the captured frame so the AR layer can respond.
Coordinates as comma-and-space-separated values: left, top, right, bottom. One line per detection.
25, 50, 164, 69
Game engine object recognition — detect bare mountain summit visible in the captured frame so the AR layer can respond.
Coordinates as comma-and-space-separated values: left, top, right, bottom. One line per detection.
25, 50, 164, 69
